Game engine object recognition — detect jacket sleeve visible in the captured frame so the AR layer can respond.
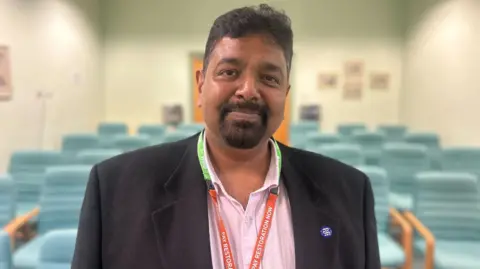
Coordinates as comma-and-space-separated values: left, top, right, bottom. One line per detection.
363, 174, 381, 269
72, 165, 102, 269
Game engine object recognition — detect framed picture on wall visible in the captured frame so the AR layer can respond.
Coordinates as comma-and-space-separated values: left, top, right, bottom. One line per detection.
370, 72, 390, 90
344, 60, 364, 77
0, 45, 12, 100
318, 73, 338, 89
343, 80, 363, 100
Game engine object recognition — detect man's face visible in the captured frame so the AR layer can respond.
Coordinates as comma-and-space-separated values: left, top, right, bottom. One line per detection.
196, 34, 290, 149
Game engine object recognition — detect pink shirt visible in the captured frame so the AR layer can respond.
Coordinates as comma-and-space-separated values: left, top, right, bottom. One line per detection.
204, 138, 296, 269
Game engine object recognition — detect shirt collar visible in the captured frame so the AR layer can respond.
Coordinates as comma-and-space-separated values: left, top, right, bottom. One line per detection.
203, 136, 279, 195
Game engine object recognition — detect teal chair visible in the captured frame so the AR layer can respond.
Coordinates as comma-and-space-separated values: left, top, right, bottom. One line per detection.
37, 229, 77, 269
0, 231, 11, 269
8, 151, 65, 216
337, 123, 366, 137
137, 124, 166, 140
404, 133, 441, 169
112, 135, 152, 152
356, 166, 408, 268
61, 134, 100, 164
76, 149, 122, 165
97, 122, 128, 148
0, 175, 15, 228
162, 131, 191, 144
318, 144, 364, 166
13, 166, 90, 269
290, 121, 319, 148
377, 124, 407, 142
407, 172, 480, 269
305, 133, 342, 151
352, 131, 386, 165
441, 147, 480, 177
176, 123, 204, 135
380, 143, 430, 211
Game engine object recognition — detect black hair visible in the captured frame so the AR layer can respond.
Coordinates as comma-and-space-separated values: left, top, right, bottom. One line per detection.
202, 4, 293, 74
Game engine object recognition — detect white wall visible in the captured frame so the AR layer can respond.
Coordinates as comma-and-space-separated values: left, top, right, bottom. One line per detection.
103, 0, 405, 133
0, 0, 103, 172
403, 0, 480, 146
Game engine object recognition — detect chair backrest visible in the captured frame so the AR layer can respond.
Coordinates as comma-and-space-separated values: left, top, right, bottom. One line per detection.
137, 124, 166, 138
8, 151, 65, 207
290, 121, 319, 148
441, 147, 480, 176
337, 123, 366, 136
356, 166, 390, 233
97, 122, 128, 137
176, 123, 204, 134
380, 143, 430, 195
0, 175, 15, 228
37, 229, 77, 269
37, 166, 90, 235
404, 133, 440, 149
306, 133, 342, 149
377, 124, 407, 141
162, 131, 191, 144
413, 172, 480, 241
352, 131, 386, 150
76, 149, 121, 166
318, 143, 364, 166
112, 135, 151, 152
61, 134, 100, 153
0, 231, 11, 269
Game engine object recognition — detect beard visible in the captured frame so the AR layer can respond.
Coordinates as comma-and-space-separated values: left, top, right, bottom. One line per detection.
218, 100, 269, 149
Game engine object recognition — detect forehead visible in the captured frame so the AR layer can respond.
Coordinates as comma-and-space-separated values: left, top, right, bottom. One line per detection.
209, 35, 287, 69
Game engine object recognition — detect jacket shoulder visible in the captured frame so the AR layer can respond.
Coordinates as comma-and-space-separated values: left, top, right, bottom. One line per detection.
94, 134, 197, 187
282, 145, 368, 188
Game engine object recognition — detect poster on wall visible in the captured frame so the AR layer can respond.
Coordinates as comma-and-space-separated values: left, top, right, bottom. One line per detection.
163, 104, 184, 126
370, 72, 390, 90
344, 60, 365, 77
299, 104, 322, 122
343, 80, 363, 100
318, 73, 338, 89
0, 46, 12, 100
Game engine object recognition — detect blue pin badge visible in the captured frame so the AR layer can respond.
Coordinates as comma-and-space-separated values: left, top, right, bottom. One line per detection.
320, 226, 333, 238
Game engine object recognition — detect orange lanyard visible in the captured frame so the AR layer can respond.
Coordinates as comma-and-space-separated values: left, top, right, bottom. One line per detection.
198, 131, 282, 269
208, 187, 278, 269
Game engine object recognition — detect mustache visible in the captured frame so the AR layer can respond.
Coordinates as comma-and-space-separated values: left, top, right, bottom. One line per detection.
219, 100, 269, 119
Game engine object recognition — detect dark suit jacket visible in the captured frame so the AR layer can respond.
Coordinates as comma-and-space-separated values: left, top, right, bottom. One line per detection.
72, 133, 381, 269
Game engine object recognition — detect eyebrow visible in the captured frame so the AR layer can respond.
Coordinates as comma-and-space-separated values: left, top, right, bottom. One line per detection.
216, 57, 242, 67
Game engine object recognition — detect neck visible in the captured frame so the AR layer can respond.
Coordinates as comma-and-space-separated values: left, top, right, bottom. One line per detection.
204, 129, 271, 171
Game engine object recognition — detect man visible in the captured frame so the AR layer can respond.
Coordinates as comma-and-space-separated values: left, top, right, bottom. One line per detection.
72, 4, 380, 269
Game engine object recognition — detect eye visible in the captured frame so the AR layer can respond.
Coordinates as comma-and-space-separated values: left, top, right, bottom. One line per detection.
263, 75, 280, 85
218, 69, 238, 77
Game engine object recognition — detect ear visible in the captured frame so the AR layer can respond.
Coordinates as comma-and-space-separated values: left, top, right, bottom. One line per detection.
196, 69, 204, 107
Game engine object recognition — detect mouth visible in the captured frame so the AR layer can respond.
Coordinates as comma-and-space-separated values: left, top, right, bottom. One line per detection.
226, 111, 262, 121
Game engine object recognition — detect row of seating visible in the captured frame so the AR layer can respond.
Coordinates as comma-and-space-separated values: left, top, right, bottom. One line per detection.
1, 165, 89, 269
358, 166, 480, 269
0, 229, 77, 269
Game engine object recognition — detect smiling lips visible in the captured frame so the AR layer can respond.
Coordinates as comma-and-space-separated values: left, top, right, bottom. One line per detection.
227, 110, 261, 121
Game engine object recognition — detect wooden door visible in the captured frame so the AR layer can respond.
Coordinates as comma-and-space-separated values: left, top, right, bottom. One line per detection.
191, 55, 290, 145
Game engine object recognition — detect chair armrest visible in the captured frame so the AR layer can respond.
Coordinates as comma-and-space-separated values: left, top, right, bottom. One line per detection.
390, 208, 413, 269
3, 207, 40, 238
403, 211, 435, 269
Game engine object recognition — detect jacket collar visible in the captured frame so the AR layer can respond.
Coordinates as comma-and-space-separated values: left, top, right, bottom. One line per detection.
151, 134, 340, 269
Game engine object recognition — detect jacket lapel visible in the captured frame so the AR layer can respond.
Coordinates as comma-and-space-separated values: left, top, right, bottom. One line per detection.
150, 138, 213, 269
281, 145, 341, 269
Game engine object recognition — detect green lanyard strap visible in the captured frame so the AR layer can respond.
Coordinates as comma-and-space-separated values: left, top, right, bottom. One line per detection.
197, 131, 282, 193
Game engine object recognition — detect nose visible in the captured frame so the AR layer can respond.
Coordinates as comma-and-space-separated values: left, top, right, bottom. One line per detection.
235, 73, 260, 101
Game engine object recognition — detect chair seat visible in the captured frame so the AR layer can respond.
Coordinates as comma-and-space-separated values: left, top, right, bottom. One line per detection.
388, 193, 413, 211
13, 236, 48, 269
378, 233, 405, 267
415, 239, 480, 269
